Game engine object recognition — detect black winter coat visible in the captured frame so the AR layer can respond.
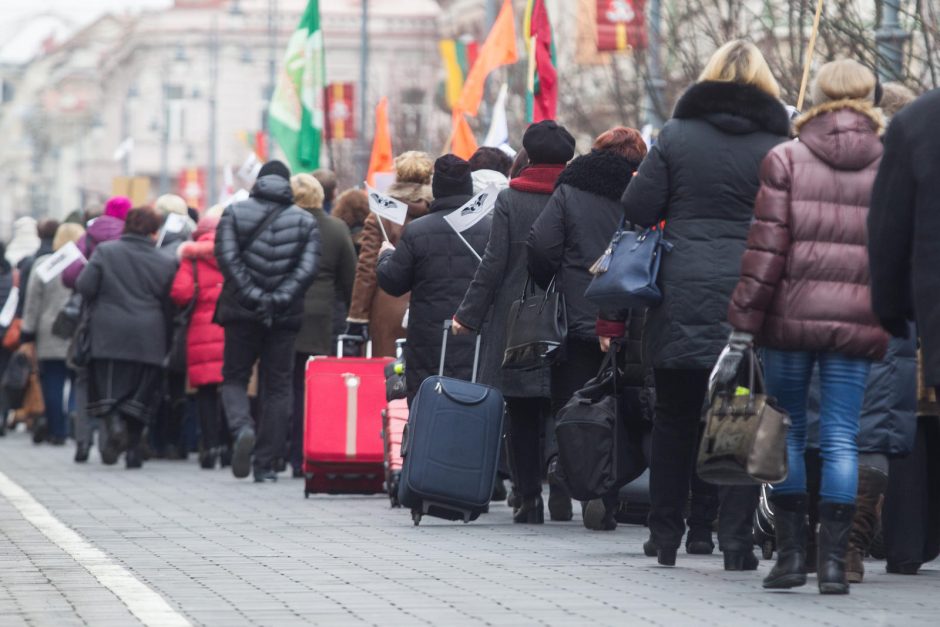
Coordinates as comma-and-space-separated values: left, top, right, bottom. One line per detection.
376, 194, 490, 402
528, 150, 639, 341
455, 184, 555, 398
76, 234, 178, 366
214, 175, 320, 331
869, 89, 940, 386
622, 81, 790, 369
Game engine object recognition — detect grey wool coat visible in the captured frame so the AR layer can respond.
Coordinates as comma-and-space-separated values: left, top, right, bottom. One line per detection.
455, 186, 553, 399
21, 254, 73, 361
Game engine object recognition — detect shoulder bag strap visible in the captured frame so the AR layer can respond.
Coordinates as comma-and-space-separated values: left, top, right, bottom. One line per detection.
241, 205, 286, 251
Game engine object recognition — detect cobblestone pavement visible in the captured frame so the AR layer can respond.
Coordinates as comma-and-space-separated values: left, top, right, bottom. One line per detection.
0, 431, 936, 627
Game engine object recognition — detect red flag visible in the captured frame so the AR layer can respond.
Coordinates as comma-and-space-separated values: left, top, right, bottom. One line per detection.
527, 0, 558, 122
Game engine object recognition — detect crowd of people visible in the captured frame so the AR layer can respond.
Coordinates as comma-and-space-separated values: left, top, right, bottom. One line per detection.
0, 39, 938, 596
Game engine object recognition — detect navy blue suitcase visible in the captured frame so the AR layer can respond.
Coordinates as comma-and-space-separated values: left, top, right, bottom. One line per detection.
399, 322, 505, 525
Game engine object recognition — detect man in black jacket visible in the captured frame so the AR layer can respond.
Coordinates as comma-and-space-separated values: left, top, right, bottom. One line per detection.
215, 160, 320, 482
869, 88, 940, 398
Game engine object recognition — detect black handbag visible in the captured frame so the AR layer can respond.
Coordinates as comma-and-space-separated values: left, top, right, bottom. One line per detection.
165, 260, 198, 373
52, 292, 83, 340
502, 276, 567, 371
1, 351, 32, 409
584, 219, 673, 310
554, 343, 647, 501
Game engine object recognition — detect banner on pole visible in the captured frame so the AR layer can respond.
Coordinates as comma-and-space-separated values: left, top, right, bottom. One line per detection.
35, 242, 85, 284
367, 186, 408, 226
443, 185, 498, 234
596, 0, 647, 52
326, 82, 356, 140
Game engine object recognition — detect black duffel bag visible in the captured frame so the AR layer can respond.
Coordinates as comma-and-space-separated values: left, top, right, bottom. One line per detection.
554, 342, 648, 502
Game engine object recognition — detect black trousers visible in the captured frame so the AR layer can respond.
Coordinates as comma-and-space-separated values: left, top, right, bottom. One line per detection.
288, 352, 309, 472
221, 321, 296, 472
649, 369, 758, 552
195, 384, 230, 451
506, 396, 552, 498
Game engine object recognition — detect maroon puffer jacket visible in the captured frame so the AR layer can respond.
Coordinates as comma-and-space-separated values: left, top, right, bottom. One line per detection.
728, 101, 889, 360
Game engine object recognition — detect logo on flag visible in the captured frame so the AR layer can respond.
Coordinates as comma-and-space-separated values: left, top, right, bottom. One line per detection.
444, 185, 498, 233
34, 241, 85, 284
366, 186, 408, 226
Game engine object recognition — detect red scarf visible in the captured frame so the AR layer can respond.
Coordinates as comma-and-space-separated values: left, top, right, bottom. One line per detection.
509, 164, 566, 194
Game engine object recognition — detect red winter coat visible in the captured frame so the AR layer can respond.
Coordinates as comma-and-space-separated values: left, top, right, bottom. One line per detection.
728, 101, 889, 360
170, 235, 225, 387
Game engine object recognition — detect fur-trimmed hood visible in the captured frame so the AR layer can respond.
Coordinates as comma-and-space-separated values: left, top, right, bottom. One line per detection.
555, 150, 639, 201
673, 81, 790, 137
387, 181, 433, 218
796, 99, 884, 171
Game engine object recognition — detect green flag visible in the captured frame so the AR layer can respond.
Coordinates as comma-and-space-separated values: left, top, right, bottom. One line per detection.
269, 0, 324, 173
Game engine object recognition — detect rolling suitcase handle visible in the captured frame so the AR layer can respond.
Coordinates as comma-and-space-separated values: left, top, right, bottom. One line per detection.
440, 320, 481, 383
336, 335, 373, 358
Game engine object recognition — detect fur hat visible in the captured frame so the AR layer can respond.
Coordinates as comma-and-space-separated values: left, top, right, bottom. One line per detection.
290, 173, 325, 210
395, 151, 433, 185
155, 194, 188, 216
104, 196, 132, 221
258, 160, 291, 180
523, 120, 576, 165
432, 154, 473, 199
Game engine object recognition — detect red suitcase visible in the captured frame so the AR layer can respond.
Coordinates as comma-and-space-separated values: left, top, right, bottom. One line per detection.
303, 339, 393, 497
382, 399, 409, 506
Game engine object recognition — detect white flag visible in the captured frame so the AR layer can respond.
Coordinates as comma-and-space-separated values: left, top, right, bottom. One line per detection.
156, 213, 189, 248
367, 186, 408, 226
0, 286, 18, 328
237, 152, 262, 183
483, 84, 512, 153
112, 137, 134, 161
35, 241, 85, 284
443, 185, 499, 234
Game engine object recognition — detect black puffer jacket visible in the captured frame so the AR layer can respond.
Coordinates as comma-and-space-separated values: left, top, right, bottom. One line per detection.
214, 174, 320, 331
528, 150, 639, 341
621, 81, 790, 369
376, 194, 490, 402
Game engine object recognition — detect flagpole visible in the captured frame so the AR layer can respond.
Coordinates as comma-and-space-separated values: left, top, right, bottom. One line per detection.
375, 215, 390, 242
797, 0, 826, 111
453, 231, 482, 263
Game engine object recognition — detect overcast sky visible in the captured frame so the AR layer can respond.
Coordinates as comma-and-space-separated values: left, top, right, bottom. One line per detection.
0, 0, 173, 62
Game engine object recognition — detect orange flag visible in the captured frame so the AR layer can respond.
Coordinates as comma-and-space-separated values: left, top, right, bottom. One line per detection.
456, 0, 518, 117
451, 110, 478, 160
366, 97, 393, 186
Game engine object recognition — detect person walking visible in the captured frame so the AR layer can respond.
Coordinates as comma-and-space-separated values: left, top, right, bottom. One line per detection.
469, 146, 512, 194
621, 40, 790, 568
346, 152, 434, 357
62, 196, 130, 463
170, 212, 229, 469
869, 88, 940, 401
376, 155, 489, 404
0, 243, 16, 436
727, 60, 889, 594
288, 173, 357, 478
76, 208, 178, 469
527, 126, 648, 529
214, 160, 319, 483
20, 223, 85, 445
332, 189, 370, 255
453, 121, 576, 523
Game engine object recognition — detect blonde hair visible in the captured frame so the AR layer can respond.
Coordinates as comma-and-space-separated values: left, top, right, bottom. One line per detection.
53, 223, 85, 252
290, 173, 325, 210
699, 40, 780, 99
812, 59, 877, 106
394, 151, 433, 185
880, 82, 917, 118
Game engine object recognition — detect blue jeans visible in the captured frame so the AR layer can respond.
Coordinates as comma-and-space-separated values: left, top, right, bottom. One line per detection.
762, 349, 870, 504
39, 359, 75, 440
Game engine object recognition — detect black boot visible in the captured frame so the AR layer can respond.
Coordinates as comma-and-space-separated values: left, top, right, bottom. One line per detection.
513, 495, 544, 524
74, 441, 90, 464
546, 457, 573, 522
763, 493, 808, 589
817, 501, 856, 595
685, 527, 715, 555
582, 498, 617, 531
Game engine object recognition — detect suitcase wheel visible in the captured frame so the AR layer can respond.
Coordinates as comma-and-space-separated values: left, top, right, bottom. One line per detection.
761, 540, 774, 560
411, 509, 421, 526
304, 491, 310, 499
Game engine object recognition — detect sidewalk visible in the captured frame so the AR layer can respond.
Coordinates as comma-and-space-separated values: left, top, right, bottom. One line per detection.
0, 431, 936, 626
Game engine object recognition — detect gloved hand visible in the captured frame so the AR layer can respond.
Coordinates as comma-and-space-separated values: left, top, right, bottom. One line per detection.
708, 331, 754, 400
342, 322, 369, 357
259, 296, 275, 329
879, 317, 910, 339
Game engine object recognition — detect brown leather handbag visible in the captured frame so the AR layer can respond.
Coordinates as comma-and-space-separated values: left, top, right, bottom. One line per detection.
697, 349, 790, 485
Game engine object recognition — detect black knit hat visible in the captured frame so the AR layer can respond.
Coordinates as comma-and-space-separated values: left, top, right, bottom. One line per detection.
258, 159, 291, 180
523, 120, 576, 165
432, 154, 473, 199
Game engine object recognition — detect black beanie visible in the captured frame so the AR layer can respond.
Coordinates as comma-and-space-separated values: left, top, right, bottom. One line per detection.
432, 154, 473, 199
523, 120, 576, 165
258, 160, 291, 180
